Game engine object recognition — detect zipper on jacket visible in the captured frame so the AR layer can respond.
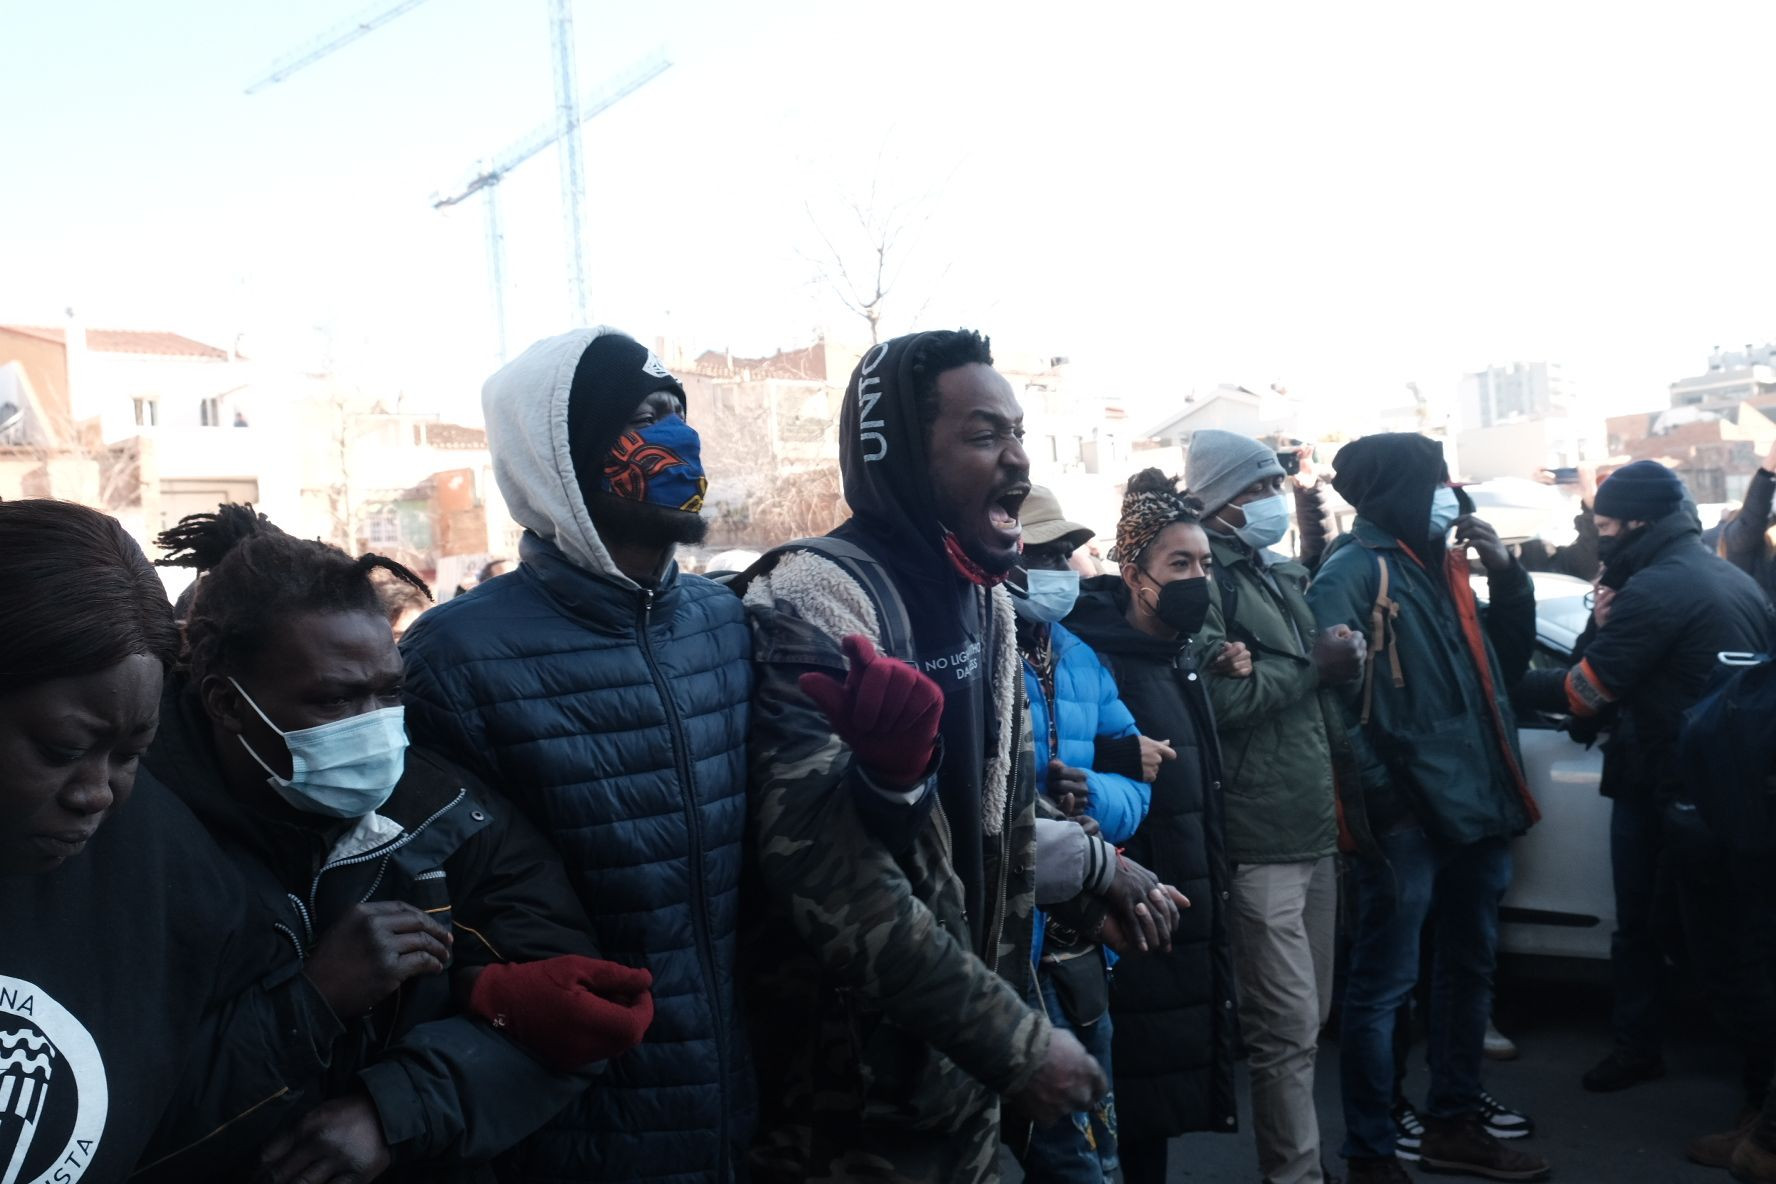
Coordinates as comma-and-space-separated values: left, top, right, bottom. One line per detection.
306, 788, 468, 925
273, 921, 307, 964
285, 892, 316, 948
637, 587, 732, 1181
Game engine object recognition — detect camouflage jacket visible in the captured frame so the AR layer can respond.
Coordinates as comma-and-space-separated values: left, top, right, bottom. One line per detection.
741, 549, 1048, 1184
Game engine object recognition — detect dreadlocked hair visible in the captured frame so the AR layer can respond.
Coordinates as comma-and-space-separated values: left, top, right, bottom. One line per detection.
1113, 467, 1203, 564
156, 504, 431, 685
910, 329, 994, 431
0, 499, 179, 691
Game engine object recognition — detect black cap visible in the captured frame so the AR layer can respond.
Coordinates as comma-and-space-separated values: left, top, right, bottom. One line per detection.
566, 333, 687, 490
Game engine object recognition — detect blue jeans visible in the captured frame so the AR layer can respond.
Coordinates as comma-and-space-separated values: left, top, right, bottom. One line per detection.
1021, 961, 1119, 1184
1340, 827, 1512, 1160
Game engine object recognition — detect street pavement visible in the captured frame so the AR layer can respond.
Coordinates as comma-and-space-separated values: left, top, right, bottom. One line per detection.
1008, 958, 1749, 1182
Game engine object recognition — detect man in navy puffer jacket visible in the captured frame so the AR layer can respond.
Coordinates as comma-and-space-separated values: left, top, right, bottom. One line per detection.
401, 328, 753, 1184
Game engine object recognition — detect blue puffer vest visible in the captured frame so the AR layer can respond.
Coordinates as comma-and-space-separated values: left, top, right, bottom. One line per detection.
401, 532, 754, 1184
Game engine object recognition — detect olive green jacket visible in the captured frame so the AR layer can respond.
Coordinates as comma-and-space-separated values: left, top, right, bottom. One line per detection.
1193, 532, 1340, 864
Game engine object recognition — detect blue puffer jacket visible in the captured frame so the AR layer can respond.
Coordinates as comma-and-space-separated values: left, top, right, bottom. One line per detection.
1025, 622, 1149, 844
399, 328, 754, 1184
403, 537, 753, 1183
1025, 621, 1150, 964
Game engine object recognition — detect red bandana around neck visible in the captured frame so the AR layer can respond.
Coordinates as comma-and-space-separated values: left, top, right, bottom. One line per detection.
942, 529, 1014, 587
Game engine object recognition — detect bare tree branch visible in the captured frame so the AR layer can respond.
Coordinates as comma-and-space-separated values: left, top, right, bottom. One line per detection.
804, 169, 951, 345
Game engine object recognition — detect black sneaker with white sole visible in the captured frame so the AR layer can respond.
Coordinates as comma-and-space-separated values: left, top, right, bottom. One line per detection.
1479, 1090, 1534, 1140
1393, 1100, 1425, 1162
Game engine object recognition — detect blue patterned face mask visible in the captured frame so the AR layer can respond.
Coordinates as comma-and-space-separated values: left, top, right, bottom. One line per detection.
600, 414, 708, 513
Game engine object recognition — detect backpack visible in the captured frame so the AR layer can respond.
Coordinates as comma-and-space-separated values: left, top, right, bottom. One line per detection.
1356, 550, 1405, 725
725, 535, 914, 658
1680, 652, 1776, 853
1314, 536, 1404, 725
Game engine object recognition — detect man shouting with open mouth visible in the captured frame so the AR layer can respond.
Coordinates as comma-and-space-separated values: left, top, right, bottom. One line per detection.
739, 329, 1184, 1184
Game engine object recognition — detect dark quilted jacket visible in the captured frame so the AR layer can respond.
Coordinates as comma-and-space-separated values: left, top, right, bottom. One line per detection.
401, 532, 754, 1183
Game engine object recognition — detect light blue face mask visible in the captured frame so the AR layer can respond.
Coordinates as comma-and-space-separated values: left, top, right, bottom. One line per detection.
1228, 493, 1291, 551
231, 679, 408, 819
1013, 568, 1081, 625
1429, 485, 1462, 539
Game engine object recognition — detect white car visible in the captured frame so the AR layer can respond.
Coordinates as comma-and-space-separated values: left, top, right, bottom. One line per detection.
1473, 570, 1611, 961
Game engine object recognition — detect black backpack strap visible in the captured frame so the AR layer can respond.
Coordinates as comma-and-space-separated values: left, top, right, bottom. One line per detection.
729, 536, 915, 659
1218, 563, 1310, 666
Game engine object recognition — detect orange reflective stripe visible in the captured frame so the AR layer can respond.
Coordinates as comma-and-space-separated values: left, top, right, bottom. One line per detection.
1565, 658, 1614, 717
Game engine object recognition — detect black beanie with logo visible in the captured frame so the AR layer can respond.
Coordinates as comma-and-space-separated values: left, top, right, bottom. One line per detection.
566, 333, 688, 491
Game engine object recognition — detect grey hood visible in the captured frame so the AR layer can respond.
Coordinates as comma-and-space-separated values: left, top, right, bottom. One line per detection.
482, 326, 643, 588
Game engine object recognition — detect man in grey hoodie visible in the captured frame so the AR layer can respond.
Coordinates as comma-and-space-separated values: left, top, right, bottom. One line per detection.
400, 328, 755, 1183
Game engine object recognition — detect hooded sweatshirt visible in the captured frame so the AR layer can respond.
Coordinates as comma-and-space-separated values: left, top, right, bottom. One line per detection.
400, 328, 754, 1183
738, 333, 1051, 1182
480, 326, 665, 588
827, 333, 1013, 924
1328, 432, 1451, 560
1310, 434, 1538, 849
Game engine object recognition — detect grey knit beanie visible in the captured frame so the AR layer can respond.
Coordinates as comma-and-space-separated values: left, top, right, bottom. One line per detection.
1186, 429, 1285, 516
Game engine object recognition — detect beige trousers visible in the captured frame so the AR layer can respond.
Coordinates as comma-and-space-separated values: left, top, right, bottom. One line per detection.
1229, 856, 1338, 1184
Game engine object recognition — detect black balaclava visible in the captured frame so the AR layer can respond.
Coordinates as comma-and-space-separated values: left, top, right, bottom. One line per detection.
830, 331, 998, 940
1599, 509, 1702, 588
1331, 433, 1459, 553
565, 333, 688, 503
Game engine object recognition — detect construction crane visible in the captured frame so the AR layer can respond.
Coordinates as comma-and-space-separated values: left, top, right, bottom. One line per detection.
430, 52, 670, 362
247, 0, 664, 355
243, 0, 436, 95
550, 0, 591, 326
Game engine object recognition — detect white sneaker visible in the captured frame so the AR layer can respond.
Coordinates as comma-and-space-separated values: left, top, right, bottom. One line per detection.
1484, 1019, 1519, 1061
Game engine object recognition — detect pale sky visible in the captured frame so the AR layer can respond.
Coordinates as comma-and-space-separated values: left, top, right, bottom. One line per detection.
3, 0, 1774, 427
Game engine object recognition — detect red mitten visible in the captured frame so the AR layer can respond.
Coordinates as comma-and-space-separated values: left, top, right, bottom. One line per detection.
797, 634, 944, 787
468, 956, 654, 1070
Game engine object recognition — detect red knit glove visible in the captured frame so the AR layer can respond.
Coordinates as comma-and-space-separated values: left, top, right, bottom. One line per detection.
467, 956, 654, 1071
797, 634, 944, 787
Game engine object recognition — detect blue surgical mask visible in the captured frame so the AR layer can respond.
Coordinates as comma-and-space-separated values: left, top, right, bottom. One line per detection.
231, 679, 408, 819
1229, 493, 1290, 551
1429, 485, 1461, 539
1014, 569, 1081, 625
